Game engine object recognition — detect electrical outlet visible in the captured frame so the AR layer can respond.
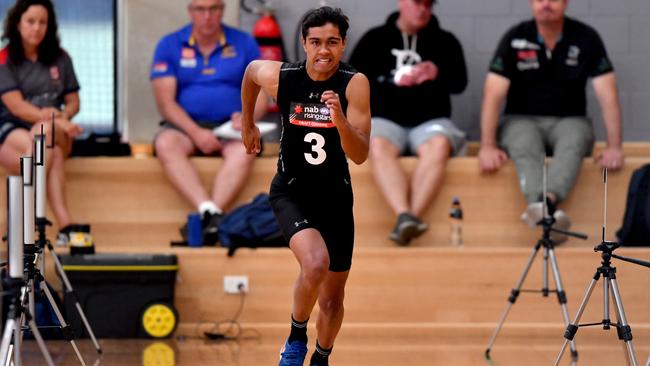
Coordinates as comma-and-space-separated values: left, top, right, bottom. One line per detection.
223, 275, 249, 294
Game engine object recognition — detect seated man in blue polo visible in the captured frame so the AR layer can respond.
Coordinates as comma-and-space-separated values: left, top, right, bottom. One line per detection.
150, 0, 267, 245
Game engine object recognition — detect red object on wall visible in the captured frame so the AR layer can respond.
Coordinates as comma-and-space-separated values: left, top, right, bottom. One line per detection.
253, 13, 284, 62
253, 13, 285, 113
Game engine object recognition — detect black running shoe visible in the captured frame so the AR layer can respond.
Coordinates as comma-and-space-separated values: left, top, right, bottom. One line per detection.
202, 212, 224, 246
388, 213, 428, 246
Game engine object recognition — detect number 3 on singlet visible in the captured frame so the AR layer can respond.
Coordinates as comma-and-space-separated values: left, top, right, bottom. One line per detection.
304, 132, 326, 165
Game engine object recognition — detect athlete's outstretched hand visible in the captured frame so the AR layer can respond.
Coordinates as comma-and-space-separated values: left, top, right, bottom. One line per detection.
321, 90, 343, 121
242, 122, 261, 155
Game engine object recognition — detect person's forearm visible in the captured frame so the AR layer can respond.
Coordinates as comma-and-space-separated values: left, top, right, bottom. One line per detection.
241, 64, 262, 127
336, 117, 369, 164
596, 81, 623, 148
252, 91, 267, 122
62, 95, 80, 120
480, 98, 501, 147
160, 101, 199, 135
602, 101, 622, 148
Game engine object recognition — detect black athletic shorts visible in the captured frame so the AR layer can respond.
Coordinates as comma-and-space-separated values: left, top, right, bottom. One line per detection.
0, 119, 31, 144
269, 172, 354, 272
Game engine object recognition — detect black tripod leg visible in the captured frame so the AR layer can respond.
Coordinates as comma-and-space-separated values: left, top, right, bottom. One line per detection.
553, 274, 600, 366
548, 247, 578, 362
39, 279, 88, 366
485, 243, 542, 358
48, 245, 102, 354
543, 246, 550, 296
609, 278, 639, 366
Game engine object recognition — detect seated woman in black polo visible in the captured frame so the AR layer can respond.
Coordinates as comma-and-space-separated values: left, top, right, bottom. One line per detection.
0, 0, 91, 245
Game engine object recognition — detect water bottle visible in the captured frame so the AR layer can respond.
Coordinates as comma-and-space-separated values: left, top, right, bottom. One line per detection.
449, 196, 463, 247
187, 212, 203, 247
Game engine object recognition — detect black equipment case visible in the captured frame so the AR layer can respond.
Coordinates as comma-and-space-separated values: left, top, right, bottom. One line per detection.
59, 253, 179, 339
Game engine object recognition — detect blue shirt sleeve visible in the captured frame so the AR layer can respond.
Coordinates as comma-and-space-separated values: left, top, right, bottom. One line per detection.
150, 35, 177, 80
245, 35, 261, 63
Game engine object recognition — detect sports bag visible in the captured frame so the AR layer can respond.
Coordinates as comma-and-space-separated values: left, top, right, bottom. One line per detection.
218, 193, 286, 256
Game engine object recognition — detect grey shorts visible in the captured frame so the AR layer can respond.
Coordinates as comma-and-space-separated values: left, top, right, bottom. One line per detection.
370, 117, 466, 156
153, 119, 235, 157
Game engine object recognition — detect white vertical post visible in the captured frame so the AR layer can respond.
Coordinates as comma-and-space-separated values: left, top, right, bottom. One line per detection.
7, 176, 24, 279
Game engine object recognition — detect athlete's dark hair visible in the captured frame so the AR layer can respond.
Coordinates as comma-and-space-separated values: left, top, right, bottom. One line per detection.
301, 6, 349, 40
2, 0, 62, 65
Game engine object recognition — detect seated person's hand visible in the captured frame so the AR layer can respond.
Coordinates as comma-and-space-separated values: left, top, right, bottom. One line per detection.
192, 128, 221, 155
394, 61, 438, 87
478, 145, 508, 173
230, 112, 242, 131
595, 146, 624, 171
412, 61, 438, 84
55, 117, 83, 138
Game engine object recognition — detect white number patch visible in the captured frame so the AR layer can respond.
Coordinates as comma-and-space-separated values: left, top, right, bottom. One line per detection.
304, 132, 326, 165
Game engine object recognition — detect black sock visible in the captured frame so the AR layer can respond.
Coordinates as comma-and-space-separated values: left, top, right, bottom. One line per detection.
309, 341, 332, 365
288, 315, 308, 344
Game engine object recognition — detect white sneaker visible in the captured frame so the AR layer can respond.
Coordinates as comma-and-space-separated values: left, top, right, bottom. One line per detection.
521, 202, 544, 228
550, 209, 571, 244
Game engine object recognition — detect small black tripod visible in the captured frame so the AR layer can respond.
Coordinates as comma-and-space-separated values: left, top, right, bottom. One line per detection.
553, 168, 650, 366
485, 161, 587, 363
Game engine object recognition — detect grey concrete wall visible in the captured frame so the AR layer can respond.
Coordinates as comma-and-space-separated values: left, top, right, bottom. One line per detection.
238, 0, 650, 142
122, 0, 649, 142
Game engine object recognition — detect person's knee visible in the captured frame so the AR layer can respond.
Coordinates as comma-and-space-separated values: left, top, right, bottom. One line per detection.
301, 255, 330, 287
554, 129, 593, 156
417, 135, 451, 162
320, 292, 345, 316
225, 143, 256, 167
155, 131, 187, 161
6, 129, 32, 152
369, 137, 399, 161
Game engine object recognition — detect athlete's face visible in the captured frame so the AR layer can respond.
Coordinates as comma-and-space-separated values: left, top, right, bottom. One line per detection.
398, 0, 433, 32
18, 5, 48, 51
188, 0, 224, 38
302, 23, 346, 79
530, 0, 567, 25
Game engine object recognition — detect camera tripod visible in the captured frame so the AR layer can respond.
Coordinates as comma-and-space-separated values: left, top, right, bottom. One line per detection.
0, 277, 55, 366
34, 127, 102, 354
484, 212, 588, 363
485, 161, 587, 363
1, 175, 55, 366
553, 169, 650, 366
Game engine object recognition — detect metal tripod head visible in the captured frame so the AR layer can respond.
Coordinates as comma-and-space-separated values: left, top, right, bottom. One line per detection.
594, 168, 650, 269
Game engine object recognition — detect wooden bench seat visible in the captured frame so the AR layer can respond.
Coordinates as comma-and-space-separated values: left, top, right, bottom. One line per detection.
0, 152, 644, 347
87, 246, 649, 337
0, 154, 648, 248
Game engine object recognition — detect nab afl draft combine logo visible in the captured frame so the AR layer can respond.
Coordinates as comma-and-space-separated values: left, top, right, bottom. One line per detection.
289, 102, 335, 128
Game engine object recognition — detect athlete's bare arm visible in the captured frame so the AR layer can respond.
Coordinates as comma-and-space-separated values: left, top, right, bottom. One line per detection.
322, 72, 371, 164
241, 60, 282, 154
